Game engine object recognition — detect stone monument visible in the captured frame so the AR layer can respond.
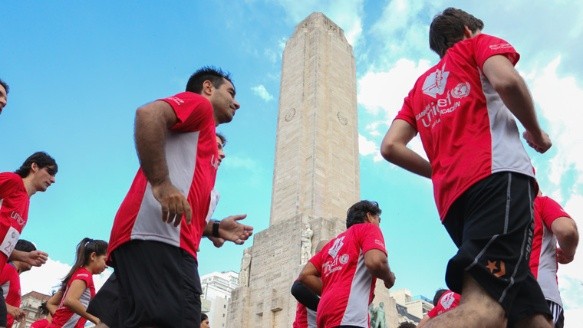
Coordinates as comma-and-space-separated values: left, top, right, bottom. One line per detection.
227, 12, 398, 327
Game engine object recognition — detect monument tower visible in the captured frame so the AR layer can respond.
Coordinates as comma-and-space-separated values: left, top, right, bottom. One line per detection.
227, 12, 397, 327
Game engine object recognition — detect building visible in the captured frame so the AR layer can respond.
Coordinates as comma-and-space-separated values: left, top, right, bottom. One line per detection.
392, 288, 433, 323
201, 271, 239, 328
14, 291, 51, 328
227, 12, 398, 327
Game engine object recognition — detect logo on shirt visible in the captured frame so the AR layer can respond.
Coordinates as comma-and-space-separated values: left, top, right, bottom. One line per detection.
440, 292, 455, 309
167, 97, 185, 106
418, 63, 470, 129
10, 211, 26, 226
323, 237, 346, 276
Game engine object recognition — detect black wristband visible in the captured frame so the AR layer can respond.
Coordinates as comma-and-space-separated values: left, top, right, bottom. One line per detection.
212, 220, 220, 238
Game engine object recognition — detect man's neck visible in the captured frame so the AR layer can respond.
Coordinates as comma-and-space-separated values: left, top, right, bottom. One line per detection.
22, 177, 36, 197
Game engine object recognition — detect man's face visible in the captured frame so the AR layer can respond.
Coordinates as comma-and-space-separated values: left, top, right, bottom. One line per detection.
216, 136, 225, 166
210, 79, 240, 124
0, 84, 7, 114
31, 164, 57, 192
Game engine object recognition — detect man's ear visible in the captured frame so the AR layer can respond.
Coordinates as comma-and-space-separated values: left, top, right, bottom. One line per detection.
463, 26, 474, 39
30, 162, 40, 173
364, 212, 374, 223
202, 80, 214, 96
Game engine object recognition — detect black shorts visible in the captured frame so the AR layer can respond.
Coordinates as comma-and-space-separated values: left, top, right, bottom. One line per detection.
443, 172, 551, 323
87, 273, 120, 328
0, 289, 6, 326
548, 300, 564, 328
112, 240, 202, 328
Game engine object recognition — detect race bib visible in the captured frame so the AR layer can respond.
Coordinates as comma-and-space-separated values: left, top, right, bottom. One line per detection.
1, 226, 20, 257
205, 189, 220, 223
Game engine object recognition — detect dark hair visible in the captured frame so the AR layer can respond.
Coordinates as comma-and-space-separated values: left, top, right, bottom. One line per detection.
398, 322, 417, 328
433, 288, 449, 306
185, 66, 234, 94
60, 238, 108, 290
346, 200, 382, 228
14, 151, 58, 178
0, 79, 8, 94
216, 132, 227, 147
15, 239, 37, 252
429, 8, 484, 58
201, 312, 208, 321
38, 301, 49, 315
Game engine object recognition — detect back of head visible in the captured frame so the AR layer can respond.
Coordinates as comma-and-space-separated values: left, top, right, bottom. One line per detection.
429, 7, 484, 58
346, 200, 382, 228
398, 322, 417, 328
15, 239, 36, 252
201, 312, 208, 321
14, 151, 58, 178
432, 288, 448, 306
0, 79, 9, 94
185, 66, 233, 94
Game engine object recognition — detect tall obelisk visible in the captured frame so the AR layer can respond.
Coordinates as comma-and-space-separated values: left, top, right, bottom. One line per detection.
227, 12, 397, 327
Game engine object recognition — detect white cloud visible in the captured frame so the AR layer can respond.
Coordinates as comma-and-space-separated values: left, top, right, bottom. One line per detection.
251, 84, 274, 102
358, 58, 431, 117
20, 259, 113, 296
359, 134, 382, 162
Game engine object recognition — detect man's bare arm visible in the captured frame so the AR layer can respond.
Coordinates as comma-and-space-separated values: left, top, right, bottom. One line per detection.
134, 101, 192, 225
551, 217, 579, 264
380, 119, 431, 179
482, 55, 551, 153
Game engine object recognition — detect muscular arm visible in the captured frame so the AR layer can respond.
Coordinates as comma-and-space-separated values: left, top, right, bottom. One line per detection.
297, 262, 323, 296
380, 119, 432, 179
482, 55, 551, 153
63, 280, 100, 325
364, 249, 396, 289
134, 101, 192, 225
551, 217, 579, 264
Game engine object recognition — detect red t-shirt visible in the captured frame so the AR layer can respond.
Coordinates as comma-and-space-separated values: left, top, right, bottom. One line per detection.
310, 223, 387, 327
529, 195, 571, 306
293, 302, 317, 328
0, 263, 21, 327
30, 319, 50, 328
0, 173, 29, 268
428, 290, 460, 318
107, 92, 218, 260
49, 267, 95, 328
395, 34, 534, 220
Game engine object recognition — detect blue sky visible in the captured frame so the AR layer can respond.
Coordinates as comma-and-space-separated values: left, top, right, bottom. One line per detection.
2, 0, 583, 325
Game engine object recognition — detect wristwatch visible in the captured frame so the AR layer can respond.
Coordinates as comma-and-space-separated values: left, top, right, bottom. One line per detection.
212, 220, 221, 238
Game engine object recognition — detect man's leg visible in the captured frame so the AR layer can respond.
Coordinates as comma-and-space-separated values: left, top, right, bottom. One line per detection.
423, 274, 506, 328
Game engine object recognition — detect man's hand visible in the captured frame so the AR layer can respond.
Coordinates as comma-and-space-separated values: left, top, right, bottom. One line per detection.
557, 247, 575, 264
384, 271, 396, 289
208, 236, 226, 248
523, 130, 552, 153
151, 181, 192, 226
7, 304, 25, 320
24, 250, 48, 267
218, 215, 253, 244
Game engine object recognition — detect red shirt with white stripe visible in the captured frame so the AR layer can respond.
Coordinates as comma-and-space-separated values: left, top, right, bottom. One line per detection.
0, 173, 29, 268
107, 92, 218, 260
395, 34, 534, 220
0, 263, 21, 328
49, 267, 95, 328
529, 195, 571, 306
427, 290, 460, 318
309, 223, 387, 327
293, 302, 317, 328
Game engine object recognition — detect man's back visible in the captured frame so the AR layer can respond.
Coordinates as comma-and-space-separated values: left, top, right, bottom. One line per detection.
395, 33, 533, 219
311, 223, 386, 327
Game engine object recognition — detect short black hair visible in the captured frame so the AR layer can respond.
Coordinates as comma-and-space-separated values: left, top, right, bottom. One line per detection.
346, 200, 382, 228
397, 322, 417, 328
15, 239, 37, 252
14, 151, 58, 178
429, 8, 484, 58
201, 312, 208, 321
433, 288, 449, 306
0, 79, 9, 94
185, 66, 234, 94
216, 132, 227, 147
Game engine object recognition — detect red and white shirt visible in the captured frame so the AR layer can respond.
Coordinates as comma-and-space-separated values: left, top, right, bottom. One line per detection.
427, 290, 460, 318
0, 173, 29, 266
529, 196, 571, 306
49, 267, 95, 328
395, 34, 534, 220
0, 263, 21, 328
310, 223, 387, 327
107, 92, 218, 260
293, 302, 317, 328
